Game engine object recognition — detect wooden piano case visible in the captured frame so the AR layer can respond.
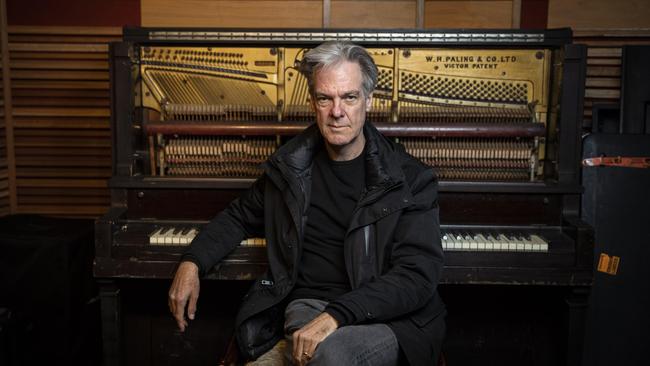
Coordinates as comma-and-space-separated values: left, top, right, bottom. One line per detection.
95, 28, 593, 365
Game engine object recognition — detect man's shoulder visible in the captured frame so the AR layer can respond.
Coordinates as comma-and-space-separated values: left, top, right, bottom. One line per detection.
392, 143, 437, 187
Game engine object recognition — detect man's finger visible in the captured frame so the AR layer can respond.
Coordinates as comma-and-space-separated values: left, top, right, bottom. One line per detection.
170, 290, 188, 331
187, 291, 199, 320
173, 304, 187, 332
292, 331, 304, 364
303, 339, 316, 364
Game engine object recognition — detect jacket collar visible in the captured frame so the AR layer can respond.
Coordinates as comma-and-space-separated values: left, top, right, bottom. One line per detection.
266, 122, 405, 190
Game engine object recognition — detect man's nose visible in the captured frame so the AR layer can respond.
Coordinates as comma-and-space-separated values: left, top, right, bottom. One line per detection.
330, 99, 344, 118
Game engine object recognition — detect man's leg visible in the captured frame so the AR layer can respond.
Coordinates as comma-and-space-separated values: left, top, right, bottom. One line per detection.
284, 299, 399, 366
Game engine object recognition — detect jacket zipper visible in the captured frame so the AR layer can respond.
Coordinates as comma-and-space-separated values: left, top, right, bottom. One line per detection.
363, 225, 370, 256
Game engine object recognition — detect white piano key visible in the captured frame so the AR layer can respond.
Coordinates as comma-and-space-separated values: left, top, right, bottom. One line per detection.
485, 234, 500, 251
465, 234, 478, 251
182, 228, 198, 245
515, 239, 525, 252
156, 227, 173, 245
482, 234, 494, 250
451, 234, 461, 250
524, 240, 533, 252
499, 235, 516, 251
447, 234, 456, 250
441, 233, 449, 250
149, 227, 164, 245
530, 234, 548, 252
162, 228, 175, 245
474, 235, 486, 251
171, 227, 182, 245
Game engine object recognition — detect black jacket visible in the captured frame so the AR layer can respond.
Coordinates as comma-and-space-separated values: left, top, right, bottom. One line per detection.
185, 122, 446, 365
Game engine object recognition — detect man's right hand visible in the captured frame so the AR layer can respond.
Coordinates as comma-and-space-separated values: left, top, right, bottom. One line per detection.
168, 261, 200, 332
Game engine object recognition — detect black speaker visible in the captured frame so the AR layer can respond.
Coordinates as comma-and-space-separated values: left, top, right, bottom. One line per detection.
581, 134, 650, 366
0, 215, 100, 365
620, 46, 650, 134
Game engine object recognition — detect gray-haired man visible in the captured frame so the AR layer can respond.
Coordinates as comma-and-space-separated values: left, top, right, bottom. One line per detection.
169, 41, 446, 365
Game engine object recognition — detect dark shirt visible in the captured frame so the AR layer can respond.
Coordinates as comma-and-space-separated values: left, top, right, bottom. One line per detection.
288, 147, 366, 302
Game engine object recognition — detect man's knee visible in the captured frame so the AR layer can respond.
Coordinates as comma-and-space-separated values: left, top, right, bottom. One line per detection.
310, 325, 399, 366
310, 333, 357, 365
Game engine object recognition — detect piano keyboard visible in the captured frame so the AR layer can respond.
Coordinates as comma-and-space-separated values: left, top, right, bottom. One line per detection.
148, 226, 265, 246
442, 230, 548, 252
148, 227, 198, 245
147, 226, 548, 252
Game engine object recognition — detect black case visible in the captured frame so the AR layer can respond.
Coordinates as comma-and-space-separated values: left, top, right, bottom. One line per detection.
0, 215, 100, 365
581, 134, 650, 366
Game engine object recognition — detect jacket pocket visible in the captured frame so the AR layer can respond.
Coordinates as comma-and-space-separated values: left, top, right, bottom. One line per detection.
410, 296, 446, 328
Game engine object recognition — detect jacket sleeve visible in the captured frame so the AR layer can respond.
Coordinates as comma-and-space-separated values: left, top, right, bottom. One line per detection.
325, 167, 444, 326
182, 175, 267, 276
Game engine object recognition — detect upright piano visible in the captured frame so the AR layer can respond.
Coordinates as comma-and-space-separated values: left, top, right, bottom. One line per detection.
95, 28, 593, 365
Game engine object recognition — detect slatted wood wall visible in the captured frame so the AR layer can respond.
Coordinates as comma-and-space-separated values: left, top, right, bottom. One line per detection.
0, 35, 8, 216
576, 31, 650, 128
547, 0, 650, 128
6, 26, 120, 217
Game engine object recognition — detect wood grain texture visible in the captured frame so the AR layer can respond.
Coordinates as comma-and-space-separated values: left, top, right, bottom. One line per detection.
330, 1, 416, 28
5, 26, 118, 217
142, 0, 323, 28
548, 0, 650, 29
7, 0, 140, 27
1, 0, 15, 215
424, 0, 513, 28
520, 0, 548, 28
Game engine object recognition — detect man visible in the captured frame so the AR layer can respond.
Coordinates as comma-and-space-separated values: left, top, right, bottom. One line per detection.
168, 41, 446, 366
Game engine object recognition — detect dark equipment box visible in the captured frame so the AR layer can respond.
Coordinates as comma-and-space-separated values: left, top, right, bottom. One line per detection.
0, 215, 101, 365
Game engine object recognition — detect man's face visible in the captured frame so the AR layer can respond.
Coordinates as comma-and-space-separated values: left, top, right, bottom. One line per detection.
312, 60, 372, 160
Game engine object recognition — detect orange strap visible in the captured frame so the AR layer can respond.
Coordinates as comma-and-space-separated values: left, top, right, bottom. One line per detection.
582, 156, 650, 168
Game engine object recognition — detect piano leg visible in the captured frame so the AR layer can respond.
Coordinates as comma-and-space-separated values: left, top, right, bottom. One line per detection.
99, 279, 123, 366
565, 286, 590, 366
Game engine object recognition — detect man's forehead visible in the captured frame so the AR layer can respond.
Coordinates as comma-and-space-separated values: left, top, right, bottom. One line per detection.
313, 61, 364, 91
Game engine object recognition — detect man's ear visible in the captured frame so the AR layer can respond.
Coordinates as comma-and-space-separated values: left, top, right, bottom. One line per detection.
365, 92, 373, 111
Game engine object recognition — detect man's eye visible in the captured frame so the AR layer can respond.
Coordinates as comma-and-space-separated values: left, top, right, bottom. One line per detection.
345, 95, 358, 102
316, 97, 331, 105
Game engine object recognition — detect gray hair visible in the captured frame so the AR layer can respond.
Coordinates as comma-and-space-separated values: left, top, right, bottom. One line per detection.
299, 41, 378, 98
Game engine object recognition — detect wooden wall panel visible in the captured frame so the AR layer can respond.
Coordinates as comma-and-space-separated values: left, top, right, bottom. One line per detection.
7, 0, 140, 27
1, 0, 12, 216
0, 42, 8, 216
141, 0, 323, 28
548, 0, 650, 30
330, 1, 416, 29
520, 0, 548, 29
7, 26, 119, 217
424, 0, 514, 28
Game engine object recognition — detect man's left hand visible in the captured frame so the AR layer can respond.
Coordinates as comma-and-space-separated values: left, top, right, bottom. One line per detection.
292, 312, 339, 366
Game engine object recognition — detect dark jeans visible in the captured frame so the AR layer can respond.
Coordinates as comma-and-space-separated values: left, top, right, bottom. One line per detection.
283, 299, 400, 366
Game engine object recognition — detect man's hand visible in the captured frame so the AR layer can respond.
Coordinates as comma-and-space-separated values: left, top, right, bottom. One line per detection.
168, 261, 200, 332
292, 312, 339, 366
